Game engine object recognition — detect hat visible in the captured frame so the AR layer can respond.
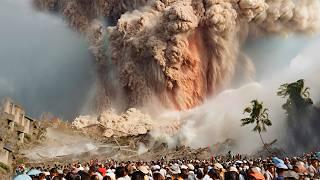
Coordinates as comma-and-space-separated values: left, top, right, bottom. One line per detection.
138, 166, 149, 174
251, 167, 261, 173
272, 157, 284, 165
276, 163, 288, 170
152, 165, 161, 171
229, 166, 238, 173
235, 160, 243, 164
284, 170, 299, 179
180, 165, 188, 170
249, 172, 265, 180
169, 164, 181, 175
213, 163, 223, 170
187, 164, 194, 171
159, 169, 167, 177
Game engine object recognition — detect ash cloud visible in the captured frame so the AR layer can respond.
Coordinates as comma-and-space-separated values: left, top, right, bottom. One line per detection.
32, 0, 320, 112
0, 0, 95, 119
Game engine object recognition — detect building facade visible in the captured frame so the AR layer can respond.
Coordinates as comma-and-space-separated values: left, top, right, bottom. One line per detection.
0, 98, 35, 166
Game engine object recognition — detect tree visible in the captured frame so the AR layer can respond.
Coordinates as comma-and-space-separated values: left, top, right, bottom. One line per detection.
277, 79, 313, 112
241, 100, 272, 146
277, 79, 316, 153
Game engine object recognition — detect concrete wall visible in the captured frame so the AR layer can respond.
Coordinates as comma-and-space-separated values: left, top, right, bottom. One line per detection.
24, 119, 30, 134
2, 98, 25, 126
0, 149, 9, 165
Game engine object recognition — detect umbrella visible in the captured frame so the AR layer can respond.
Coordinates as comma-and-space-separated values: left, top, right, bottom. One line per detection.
272, 157, 284, 165
13, 174, 32, 180
27, 169, 42, 176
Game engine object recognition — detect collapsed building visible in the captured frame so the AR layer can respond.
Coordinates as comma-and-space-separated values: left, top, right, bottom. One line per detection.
0, 98, 36, 167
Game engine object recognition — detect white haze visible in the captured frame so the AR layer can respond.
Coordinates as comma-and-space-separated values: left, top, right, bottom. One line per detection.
0, 0, 96, 119
155, 38, 320, 154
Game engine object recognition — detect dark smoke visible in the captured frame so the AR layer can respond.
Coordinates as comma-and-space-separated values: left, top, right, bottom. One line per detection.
0, 0, 95, 119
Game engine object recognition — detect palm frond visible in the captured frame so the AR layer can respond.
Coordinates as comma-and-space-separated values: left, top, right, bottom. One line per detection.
253, 124, 261, 133
243, 107, 252, 114
241, 118, 254, 126
262, 118, 272, 126
302, 87, 310, 98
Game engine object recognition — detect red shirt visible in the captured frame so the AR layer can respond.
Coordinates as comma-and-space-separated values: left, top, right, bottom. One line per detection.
98, 167, 107, 176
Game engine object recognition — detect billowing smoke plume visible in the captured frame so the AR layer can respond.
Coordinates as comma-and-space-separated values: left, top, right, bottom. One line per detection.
33, 0, 320, 111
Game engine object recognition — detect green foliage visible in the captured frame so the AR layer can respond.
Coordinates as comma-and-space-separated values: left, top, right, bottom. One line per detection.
241, 100, 272, 133
277, 79, 313, 111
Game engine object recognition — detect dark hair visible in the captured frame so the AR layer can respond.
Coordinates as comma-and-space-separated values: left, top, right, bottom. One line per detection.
131, 170, 145, 180
224, 171, 239, 180
103, 176, 112, 180
53, 176, 63, 180
50, 168, 59, 174
65, 172, 81, 180
90, 175, 99, 180
208, 169, 220, 179
153, 173, 165, 180
115, 166, 126, 178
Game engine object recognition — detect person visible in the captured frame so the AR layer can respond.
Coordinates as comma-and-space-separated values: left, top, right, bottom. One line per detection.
264, 164, 275, 180
224, 171, 239, 180
275, 163, 288, 180
98, 164, 107, 177
132, 170, 146, 180
180, 165, 189, 180
169, 164, 182, 180
38, 173, 46, 180
213, 163, 225, 180
153, 172, 165, 180
186, 164, 196, 180
115, 166, 127, 180
208, 169, 220, 180
104, 176, 112, 180
248, 167, 265, 180
50, 168, 59, 179
308, 156, 319, 178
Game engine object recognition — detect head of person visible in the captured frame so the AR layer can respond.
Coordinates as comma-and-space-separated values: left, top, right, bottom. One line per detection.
38, 173, 46, 180
50, 168, 59, 177
266, 164, 275, 174
131, 170, 146, 180
91, 174, 100, 180
103, 176, 112, 180
276, 163, 288, 176
115, 166, 126, 179
153, 172, 165, 180
208, 169, 220, 180
180, 165, 189, 178
224, 171, 239, 180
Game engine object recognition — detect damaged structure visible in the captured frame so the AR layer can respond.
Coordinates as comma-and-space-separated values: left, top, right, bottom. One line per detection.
0, 98, 35, 166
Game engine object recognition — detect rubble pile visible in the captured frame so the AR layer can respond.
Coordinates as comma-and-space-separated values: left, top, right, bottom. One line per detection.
73, 108, 153, 137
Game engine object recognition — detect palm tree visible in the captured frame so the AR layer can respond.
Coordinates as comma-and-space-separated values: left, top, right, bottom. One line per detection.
241, 100, 272, 146
277, 79, 313, 111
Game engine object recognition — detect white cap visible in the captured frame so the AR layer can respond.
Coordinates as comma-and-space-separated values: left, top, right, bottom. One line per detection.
180, 165, 188, 170
187, 164, 194, 171
214, 163, 223, 170
229, 166, 238, 173
276, 163, 288, 170
152, 165, 161, 171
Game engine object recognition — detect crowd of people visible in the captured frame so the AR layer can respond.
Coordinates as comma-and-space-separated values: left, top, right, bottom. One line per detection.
14, 152, 320, 180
